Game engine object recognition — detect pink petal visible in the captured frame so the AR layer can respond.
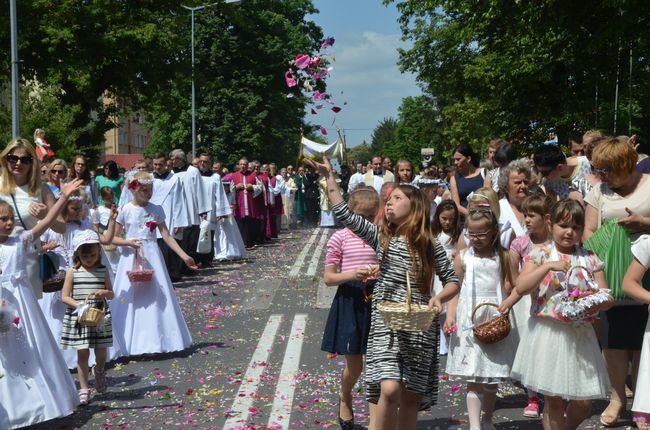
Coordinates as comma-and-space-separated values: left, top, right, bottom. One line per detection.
310, 56, 321, 68
294, 53, 311, 69
331, 106, 341, 113
311, 108, 317, 115
313, 91, 324, 101
320, 127, 328, 135
284, 70, 297, 88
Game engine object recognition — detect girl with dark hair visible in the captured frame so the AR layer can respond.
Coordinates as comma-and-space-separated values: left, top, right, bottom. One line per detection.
69, 154, 98, 206
450, 143, 485, 218
95, 160, 124, 205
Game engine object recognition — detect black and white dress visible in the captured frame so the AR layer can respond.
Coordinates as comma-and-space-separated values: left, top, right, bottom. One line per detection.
333, 202, 459, 408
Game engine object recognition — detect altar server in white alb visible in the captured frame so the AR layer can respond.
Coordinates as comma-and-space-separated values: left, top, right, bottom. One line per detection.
217, 174, 247, 260
109, 172, 197, 359
151, 153, 190, 282
169, 149, 210, 271
0, 180, 83, 429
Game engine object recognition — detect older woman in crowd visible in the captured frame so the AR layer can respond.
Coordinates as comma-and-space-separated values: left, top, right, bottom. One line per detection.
584, 137, 650, 427
497, 158, 531, 239
0, 138, 66, 298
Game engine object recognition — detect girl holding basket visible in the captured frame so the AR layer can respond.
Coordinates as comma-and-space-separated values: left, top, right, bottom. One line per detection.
306, 156, 459, 430
109, 172, 197, 359
511, 199, 614, 430
445, 207, 519, 430
60, 230, 114, 405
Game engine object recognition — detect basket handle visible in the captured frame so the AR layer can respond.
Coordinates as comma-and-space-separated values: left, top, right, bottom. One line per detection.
84, 292, 107, 311
471, 302, 500, 325
564, 264, 593, 292
133, 246, 146, 272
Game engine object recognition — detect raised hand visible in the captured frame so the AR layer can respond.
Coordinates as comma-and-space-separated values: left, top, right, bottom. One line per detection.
303, 156, 333, 177
60, 179, 84, 198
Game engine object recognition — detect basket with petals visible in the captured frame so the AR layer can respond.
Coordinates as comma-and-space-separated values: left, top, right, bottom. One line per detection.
377, 272, 439, 332
43, 270, 67, 293
553, 265, 611, 322
127, 246, 153, 284
78, 293, 107, 327
471, 303, 511, 344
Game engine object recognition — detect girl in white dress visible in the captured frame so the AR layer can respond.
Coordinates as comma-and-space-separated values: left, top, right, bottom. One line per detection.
511, 200, 613, 430
431, 200, 461, 355
109, 172, 197, 359
0, 179, 82, 429
92, 186, 120, 275
622, 235, 650, 429
446, 207, 519, 430
38, 190, 115, 369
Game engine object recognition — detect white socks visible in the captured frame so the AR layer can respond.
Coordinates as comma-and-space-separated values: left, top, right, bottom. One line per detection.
467, 391, 482, 430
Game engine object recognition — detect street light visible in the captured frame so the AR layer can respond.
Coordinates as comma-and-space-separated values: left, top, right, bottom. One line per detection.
182, 0, 241, 159
10, 0, 20, 138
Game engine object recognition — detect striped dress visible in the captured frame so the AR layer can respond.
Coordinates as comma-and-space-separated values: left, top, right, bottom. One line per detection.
60, 266, 112, 349
332, 202, 459, 408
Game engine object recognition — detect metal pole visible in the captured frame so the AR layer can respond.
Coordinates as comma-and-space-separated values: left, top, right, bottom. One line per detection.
190, 9, 196, 159
10, 0, 20, 138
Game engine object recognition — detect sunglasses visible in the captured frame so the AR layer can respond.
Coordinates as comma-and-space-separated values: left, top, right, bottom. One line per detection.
51, 169, 66, 175
590, 164, 610, 177
7, 154, 33, 165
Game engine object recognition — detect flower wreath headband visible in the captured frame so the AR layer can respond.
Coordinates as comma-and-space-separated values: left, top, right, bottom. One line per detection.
128, 175, 154, 190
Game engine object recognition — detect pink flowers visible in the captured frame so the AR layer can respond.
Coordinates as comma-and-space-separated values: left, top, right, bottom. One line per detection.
293, 53, 311, 69
284, 69, 296, 88
145, 221, 158, 232
12, 316, 19, 326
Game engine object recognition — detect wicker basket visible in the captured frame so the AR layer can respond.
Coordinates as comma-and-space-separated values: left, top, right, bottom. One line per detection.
78, 293, 107, 327
377, 272, 438, 332
127, 246, 153, 284
471, 303, 510, 344
43, 270, 66, 293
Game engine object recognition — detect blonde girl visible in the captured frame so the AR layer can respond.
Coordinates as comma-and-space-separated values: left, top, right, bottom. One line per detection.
306, 156, 459, 430
512, 200, 613, 430
61, 230, 114, 405
321, 186, 380, 430
446, 208, 518, 430
395, 160, 414, 185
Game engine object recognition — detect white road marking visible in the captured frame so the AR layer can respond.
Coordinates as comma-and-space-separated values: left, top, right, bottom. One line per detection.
222, 314, 283, 430
267, 314, 308, 429
306, 229, 329, 276
288, 228, 321, 277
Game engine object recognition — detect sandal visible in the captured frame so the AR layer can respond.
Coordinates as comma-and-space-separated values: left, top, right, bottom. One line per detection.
337, 397, 354, 430
600, 399, 625, 427
78, 388, 91, 406
93, 367, 107, 393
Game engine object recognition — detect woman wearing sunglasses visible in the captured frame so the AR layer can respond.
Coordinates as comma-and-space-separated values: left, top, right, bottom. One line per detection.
0, 138, 66, 298
45, 159, 68, 199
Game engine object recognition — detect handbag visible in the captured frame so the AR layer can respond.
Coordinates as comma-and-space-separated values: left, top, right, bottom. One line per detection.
10, 193, 57, 285
197, 218, 212, 254
127, 246, 154, 283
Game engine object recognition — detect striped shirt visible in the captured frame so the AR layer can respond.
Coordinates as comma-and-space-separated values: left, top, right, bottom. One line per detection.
325, 228, 379, 275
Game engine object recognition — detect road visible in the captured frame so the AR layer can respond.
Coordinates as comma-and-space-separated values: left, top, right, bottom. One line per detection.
30, 227, 635, 429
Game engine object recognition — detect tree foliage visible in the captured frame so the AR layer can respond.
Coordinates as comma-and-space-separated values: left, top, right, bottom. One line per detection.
347, 140, 373, 164
0, 1, 324, 166
370, 117, 398, 155
386, 0, 650, 153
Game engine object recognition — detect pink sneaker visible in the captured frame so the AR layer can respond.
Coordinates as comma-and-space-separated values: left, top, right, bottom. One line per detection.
523, 401, 540, 418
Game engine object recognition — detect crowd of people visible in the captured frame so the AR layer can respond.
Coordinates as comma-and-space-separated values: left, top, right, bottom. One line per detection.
315, 131, 650, 430
1, 128, 650, 430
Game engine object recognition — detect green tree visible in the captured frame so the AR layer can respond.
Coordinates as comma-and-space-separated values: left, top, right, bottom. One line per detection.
386, 1, 650, 151
371, 117, 398, 155
347, 140, 372, 164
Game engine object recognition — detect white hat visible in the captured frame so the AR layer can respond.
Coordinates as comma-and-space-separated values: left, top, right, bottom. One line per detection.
72, 229, 100, 253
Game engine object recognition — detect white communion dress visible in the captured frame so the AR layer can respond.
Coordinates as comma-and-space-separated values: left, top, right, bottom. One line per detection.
0, 231, 78, 429
109, 202, 192, 359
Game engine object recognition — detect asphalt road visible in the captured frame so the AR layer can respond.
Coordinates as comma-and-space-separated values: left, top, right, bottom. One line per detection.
28, 226, 637, 429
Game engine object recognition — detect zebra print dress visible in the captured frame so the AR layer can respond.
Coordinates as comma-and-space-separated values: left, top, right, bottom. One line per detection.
333, 202, 459, 408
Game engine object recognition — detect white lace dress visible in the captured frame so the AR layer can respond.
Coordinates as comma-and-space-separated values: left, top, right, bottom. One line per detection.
446, 249, 518, 383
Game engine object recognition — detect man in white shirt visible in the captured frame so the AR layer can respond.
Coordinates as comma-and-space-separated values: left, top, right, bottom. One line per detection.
347, 162, 365, 192
364, 155, 395, 194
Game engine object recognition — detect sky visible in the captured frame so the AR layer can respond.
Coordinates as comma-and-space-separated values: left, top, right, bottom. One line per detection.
307, 0, 422, 147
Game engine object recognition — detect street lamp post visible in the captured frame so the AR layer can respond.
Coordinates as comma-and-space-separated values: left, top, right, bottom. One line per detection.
10, 0, 20, 138
182, 0, 241, 159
